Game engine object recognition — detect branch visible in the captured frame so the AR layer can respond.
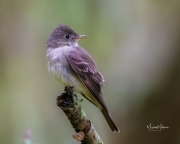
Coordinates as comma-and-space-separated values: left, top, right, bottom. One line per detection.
56, 86, 103, 144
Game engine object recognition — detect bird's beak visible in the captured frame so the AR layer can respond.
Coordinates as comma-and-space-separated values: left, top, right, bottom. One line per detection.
77, 35, 88, 40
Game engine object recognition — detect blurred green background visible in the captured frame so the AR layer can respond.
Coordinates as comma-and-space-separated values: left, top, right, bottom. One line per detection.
0, 0, 180, 144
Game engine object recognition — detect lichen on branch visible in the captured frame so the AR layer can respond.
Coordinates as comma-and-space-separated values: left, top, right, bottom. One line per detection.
56, 86, 103, 144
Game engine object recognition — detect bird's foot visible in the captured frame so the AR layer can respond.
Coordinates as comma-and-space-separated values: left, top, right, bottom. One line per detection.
56, 86, 74, 108
64, 86, 73, 95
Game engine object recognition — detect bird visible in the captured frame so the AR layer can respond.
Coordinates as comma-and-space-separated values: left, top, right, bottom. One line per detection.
46, 24, 120, 132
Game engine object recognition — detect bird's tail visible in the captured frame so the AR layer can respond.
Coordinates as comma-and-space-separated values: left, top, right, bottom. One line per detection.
101, 108, 120, 133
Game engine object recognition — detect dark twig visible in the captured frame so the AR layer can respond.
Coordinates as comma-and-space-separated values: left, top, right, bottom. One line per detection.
56, 86, 103, 144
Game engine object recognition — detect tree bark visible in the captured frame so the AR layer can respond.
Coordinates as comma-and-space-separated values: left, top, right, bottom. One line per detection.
56, 86, 103, 144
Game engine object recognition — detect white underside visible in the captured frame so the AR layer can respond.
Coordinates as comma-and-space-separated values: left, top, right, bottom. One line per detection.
47, 46, 81, 90
46, 46, 100, 108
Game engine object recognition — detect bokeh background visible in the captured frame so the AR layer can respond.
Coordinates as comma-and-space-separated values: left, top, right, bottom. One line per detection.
0, 0, 180, 144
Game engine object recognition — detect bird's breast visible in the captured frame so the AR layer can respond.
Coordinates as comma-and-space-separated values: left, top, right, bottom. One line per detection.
46, 46, 89, 94
46, 47, 76, 86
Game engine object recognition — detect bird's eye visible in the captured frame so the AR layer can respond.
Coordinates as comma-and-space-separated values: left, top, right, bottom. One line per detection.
65, 35, 69, 39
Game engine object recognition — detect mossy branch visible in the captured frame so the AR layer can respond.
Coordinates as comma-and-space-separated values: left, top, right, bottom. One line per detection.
56, 86, 103, 144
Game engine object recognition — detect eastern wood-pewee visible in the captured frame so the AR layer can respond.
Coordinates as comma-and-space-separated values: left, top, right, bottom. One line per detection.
46, 25, 120, 132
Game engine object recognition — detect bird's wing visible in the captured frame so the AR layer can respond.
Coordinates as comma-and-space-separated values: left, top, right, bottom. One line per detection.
66, 47, 106, 107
